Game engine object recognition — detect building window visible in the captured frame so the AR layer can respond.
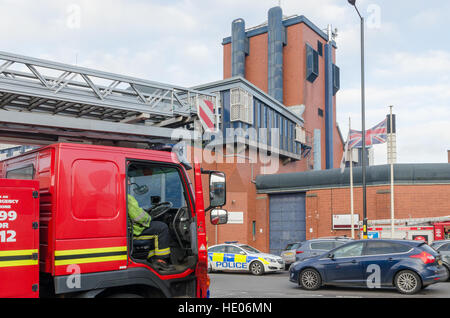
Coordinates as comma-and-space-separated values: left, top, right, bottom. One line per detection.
284, 118, 288, 150
280, 116, 284, 150
306, 44, 319, 83
317, 41, 323, 57
230, 87, 253, 124
332, 64, 340, 95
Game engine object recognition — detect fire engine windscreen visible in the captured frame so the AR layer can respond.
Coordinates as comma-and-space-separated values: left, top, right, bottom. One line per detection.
128, 165, 187, 210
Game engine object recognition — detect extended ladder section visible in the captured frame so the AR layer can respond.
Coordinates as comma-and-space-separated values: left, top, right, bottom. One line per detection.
0, 51, 217, 145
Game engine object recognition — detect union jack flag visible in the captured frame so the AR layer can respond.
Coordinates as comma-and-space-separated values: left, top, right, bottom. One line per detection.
348, 118, 388, 148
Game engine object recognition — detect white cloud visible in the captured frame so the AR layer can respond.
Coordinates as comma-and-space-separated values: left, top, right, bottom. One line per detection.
375, 50, 450, 79
338, 83, 450, 164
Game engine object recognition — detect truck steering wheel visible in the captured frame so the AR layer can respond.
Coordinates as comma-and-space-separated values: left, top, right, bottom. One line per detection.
149, 202, 173, 219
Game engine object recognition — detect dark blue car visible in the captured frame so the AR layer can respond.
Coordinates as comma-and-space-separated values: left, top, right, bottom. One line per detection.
289, 239, 448, 294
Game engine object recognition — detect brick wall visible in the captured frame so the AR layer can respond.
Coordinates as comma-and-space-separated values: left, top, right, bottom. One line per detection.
305, 184, 450, 239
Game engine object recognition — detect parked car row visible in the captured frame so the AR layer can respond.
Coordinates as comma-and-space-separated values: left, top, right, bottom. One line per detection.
288, 239, 449, 295
207, 238, 450, 295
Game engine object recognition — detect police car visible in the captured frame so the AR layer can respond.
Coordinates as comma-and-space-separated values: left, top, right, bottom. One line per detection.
207, 242, 284, 275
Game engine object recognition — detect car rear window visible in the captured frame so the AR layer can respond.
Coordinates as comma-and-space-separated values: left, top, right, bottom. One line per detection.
364, 241, 412, 255
419, 243, 439, 256
310, 241, 334, 251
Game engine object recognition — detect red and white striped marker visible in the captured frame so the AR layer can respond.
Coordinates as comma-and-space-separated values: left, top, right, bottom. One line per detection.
197, 99, 216, 132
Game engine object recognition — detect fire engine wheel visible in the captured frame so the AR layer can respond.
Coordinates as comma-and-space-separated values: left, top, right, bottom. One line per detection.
249, 261, 265, 276
394, 270, 422, 295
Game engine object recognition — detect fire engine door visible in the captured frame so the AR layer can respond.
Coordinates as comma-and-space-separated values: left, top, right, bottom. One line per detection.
0, 179, 39, 298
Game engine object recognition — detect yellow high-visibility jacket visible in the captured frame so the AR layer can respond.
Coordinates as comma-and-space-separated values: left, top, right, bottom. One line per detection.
127, 194, 151, 236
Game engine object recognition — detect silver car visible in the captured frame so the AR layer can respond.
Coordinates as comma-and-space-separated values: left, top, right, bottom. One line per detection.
431, 239, 450, 280
281, 237, 353, 269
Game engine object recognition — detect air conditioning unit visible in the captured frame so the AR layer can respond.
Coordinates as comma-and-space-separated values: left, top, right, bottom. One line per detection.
295, 125, 306, 144
230, 88, 253, 125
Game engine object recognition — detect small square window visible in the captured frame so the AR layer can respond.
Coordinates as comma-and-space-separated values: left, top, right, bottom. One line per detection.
318, 108, 324, 117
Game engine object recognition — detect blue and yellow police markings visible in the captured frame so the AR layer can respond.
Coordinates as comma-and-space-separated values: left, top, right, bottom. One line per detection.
208, 252, 267, 271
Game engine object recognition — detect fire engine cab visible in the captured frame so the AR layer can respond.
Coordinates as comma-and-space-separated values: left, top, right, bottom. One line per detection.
0, 143, 227, 298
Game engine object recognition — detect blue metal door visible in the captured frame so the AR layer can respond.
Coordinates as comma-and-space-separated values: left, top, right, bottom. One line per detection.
269, 193, 306, 256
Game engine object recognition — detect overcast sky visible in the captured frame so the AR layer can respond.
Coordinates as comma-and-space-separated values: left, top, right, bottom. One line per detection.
1, 0, 449, 164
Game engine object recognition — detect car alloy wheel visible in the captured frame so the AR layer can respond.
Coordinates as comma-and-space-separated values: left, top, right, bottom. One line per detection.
395, 270, 421, 294
299, 269, 321, 290
250, 261, 264, 276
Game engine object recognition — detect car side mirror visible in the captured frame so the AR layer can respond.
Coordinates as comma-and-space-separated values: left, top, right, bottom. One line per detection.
210, 209, 228, 225
328, 253, 335, 259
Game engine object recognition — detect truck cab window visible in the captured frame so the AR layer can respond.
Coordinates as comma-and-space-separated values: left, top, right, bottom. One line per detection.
6, 165, 34, 180
128, 165, 187, 210
127, 163, 195, 270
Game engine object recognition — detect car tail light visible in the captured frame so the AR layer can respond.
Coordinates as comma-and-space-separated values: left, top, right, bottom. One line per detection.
410, 251, 435, 264
296, 251, 304, 254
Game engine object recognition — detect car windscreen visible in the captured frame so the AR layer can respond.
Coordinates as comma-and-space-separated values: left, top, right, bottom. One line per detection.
285, 243, 301, 250
240, 245, 261, 254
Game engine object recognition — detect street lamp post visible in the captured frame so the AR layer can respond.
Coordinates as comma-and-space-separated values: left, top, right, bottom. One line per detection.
348, 0, 368, 239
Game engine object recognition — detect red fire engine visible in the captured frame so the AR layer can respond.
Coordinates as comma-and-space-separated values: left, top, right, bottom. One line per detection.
0, 143, 227, 298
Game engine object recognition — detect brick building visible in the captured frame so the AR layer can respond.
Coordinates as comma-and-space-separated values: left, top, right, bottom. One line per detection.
256, 163, 450, 254
191, 7, 344, 252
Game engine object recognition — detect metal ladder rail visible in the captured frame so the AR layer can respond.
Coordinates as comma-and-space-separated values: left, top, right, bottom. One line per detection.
0, 51, 216, 124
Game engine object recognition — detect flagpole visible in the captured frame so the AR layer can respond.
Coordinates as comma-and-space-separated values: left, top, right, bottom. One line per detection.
389, 105, 395, 238
349, 117, 355, 239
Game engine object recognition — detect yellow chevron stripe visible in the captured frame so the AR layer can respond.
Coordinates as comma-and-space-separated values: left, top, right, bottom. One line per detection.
0, 249, 38, 257
0, 259, 38, 268
55, 246, 127, 256
55, 255, 127, 266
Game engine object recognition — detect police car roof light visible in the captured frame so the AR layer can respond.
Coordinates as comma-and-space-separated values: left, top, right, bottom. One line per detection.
225, 241, 238, 244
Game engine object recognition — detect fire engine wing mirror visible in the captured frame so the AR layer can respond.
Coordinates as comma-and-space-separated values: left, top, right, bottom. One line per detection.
209, 171, 226, 208
210, 209, 228, 225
